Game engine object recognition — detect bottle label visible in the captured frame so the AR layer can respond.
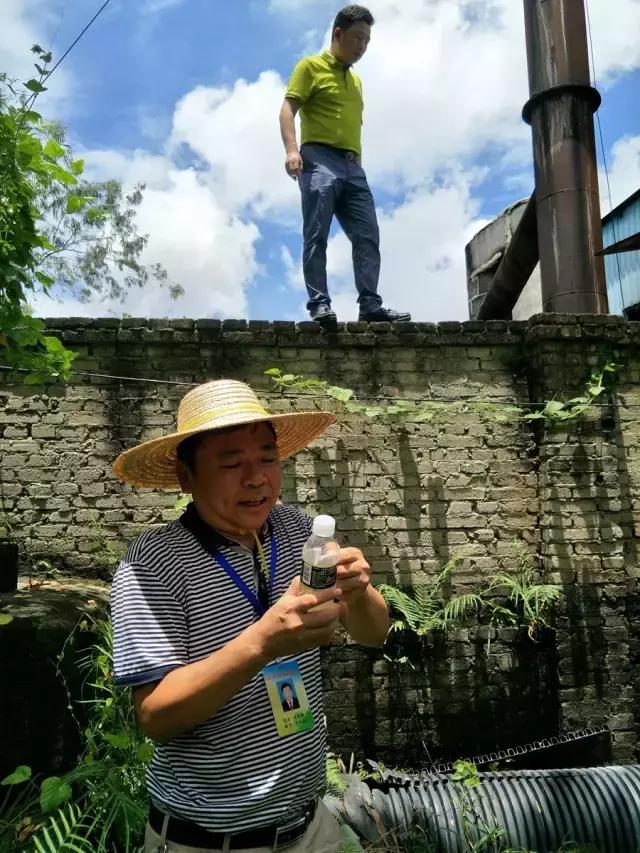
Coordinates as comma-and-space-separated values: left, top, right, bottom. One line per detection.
301, 560, 337, 590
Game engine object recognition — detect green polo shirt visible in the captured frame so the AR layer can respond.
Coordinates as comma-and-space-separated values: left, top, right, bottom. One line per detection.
285, 50, 364, 157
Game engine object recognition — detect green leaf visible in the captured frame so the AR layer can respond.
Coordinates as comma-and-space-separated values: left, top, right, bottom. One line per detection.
40, 776, 72, 813
42, 161, 77, 186
173, 494, 191, 513
567, 396, 589, 405
414, 410, 434, 422
328, 386, 354, 403
24, 372, 49, 385
66, 195, 94, 214
85, 207, 108, 223
35, 272, 55, 288
541, 400, 566, 418
102, 732, 129, 750
31, 43, 44, 54
24, 78, 47, 94
264, 368, 281, 377
2, 765, 32, 785
23, 110, 42, 123
43, 336, 66, 353
0, 613, 14, 627
17, 134, 42, 159
44, 139, 66, 160
137, 742, 155, 762
41, 52, 53, 64
70, 158, 85, 175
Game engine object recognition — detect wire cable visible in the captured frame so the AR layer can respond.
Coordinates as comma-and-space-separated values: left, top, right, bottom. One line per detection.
0, 363, 630, 407
584, 0, 626, 314
43, 0, 113, 84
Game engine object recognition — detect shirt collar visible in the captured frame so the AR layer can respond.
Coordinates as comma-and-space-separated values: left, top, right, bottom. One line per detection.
323, 49, 350, 70
180, 501, 268, 550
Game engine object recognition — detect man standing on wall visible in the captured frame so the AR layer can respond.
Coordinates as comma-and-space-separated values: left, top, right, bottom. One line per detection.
279, 5, 411, 328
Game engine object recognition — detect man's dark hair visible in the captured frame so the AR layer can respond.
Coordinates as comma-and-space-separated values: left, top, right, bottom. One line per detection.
333, 5, 374, 34
176, 422, 277, 473
176, 431, 207, 472
280, 682, 293, 696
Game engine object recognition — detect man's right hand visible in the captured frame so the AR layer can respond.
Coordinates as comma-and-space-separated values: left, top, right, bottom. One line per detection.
255, 576, 341, 659
285, 150, 303, 180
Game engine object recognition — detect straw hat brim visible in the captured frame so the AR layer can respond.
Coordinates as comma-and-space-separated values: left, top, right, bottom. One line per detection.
113, 410, 336, 489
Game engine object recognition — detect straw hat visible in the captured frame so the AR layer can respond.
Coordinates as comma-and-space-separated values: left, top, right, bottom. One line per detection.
113, 379, 336, 489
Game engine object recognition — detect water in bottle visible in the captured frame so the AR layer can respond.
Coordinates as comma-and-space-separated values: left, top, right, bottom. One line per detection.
300, 515, 339, 607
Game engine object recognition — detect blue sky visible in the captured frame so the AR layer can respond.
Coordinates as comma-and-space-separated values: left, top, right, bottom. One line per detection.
4, 0, 640, 322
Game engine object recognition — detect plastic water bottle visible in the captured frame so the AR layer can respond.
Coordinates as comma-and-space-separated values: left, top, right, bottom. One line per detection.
300, 515, 339, 607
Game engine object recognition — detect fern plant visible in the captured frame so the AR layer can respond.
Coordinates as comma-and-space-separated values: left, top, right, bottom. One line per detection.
379, 554, 465, 636
32, 803, 95, 853
379, 545, 562, 652
485, 544, 562, 641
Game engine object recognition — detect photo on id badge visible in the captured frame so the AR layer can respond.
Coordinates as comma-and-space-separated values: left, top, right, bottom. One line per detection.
263, 661, 314, 736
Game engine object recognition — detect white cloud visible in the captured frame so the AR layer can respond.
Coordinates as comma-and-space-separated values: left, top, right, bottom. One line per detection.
144, 0, 188, 11
281, 245, 305, 291
0, 0, 71, 107
585, 0, 640, 84
30, 150, 260, 320
601, 135, 640, 212
268, 0, 321, 12
170, 72, 300, 220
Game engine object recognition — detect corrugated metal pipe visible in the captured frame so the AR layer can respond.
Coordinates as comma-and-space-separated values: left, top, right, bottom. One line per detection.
330, 766, 640, 852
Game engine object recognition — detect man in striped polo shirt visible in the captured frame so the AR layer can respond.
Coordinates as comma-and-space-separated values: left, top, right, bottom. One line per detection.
279, 5, 411, 328
112, 379, 389, 852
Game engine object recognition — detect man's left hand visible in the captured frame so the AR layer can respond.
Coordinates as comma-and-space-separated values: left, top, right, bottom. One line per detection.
335, 547, 371, 608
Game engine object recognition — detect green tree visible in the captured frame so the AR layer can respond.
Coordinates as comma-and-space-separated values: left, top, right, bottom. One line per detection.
0, 47, 181, 383
35, 121, 183, 304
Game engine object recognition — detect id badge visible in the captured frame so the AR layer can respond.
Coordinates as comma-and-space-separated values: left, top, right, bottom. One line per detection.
262, 661, 315, 737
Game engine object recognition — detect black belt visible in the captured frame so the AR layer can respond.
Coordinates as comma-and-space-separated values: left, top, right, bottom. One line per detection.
149, 799, 317, 850
302, 141, 359, 160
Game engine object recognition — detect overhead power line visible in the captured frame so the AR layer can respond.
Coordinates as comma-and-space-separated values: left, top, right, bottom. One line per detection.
43, 0, 113, 83
584, 0, 626, 314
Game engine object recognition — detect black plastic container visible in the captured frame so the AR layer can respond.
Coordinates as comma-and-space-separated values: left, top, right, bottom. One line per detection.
0, 542, 19, 593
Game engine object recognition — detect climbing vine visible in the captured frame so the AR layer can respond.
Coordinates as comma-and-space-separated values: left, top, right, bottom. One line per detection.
265, 363, 617, 425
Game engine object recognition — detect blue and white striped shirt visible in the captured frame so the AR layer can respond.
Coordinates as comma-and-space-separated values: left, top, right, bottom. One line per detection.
110, 503, 326, 833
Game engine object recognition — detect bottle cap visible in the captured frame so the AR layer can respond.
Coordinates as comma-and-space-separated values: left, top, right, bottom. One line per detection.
312, 514, 335, 538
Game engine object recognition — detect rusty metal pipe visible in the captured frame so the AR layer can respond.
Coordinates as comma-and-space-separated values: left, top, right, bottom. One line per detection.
477, 194, 538, 320
522, 0, 608, 314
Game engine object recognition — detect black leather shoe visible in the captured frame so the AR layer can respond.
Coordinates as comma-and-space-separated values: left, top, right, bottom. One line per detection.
358, 307, 412, 322
309, 304, 337, 326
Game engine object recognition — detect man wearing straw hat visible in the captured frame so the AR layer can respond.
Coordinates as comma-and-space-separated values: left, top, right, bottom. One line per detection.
111, 379, 389, 852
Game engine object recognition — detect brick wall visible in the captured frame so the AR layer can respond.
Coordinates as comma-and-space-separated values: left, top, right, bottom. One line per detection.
1, 314, 639, 767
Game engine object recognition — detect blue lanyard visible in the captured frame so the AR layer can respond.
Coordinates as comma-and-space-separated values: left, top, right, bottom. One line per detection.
214, 534, 277, 617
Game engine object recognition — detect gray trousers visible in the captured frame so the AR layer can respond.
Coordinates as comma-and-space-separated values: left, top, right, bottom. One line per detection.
298, 142, 382, 313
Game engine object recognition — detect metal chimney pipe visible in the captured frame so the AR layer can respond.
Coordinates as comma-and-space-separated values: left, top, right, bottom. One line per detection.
477, 194, 538, 320
522, 0, 608, 314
